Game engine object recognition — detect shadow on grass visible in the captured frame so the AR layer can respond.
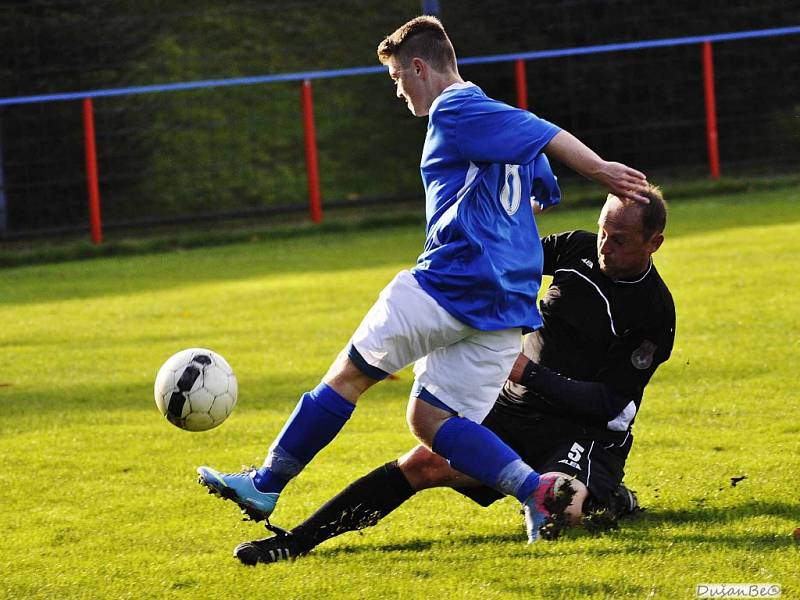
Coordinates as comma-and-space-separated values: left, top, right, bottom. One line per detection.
317, 538, 435, 557
314, 528, 629, 557
306, 499, 797, 562
314, 532, 527, 559
635, 500, 797, 526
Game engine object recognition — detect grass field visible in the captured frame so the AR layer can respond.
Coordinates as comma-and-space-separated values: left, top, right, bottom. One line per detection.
1, 186, 799, 599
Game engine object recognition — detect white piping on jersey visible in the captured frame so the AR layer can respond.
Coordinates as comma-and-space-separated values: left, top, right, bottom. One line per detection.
604, 429, 632, 447
619, 429, 631, 447
607, 400, 637, 431
555, 268, 620, 337
459, 161, 480, 201
585, 441, 595, 489
612, 259, 653, 284
430, 82, 477, 114
431, 161, 479, 248
442, 81, 476, 93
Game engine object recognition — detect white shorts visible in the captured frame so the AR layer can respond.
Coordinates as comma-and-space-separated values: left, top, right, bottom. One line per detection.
349, 270, 521, 422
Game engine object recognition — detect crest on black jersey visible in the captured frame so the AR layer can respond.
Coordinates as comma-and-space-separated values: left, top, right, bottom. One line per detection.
631, 340, 657, 370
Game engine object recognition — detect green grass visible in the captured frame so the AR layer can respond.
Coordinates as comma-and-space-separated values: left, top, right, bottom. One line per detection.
1, 186, 798, 599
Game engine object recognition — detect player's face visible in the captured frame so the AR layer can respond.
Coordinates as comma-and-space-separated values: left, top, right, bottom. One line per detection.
597, 195, 663, 280
387, 57, 431, 117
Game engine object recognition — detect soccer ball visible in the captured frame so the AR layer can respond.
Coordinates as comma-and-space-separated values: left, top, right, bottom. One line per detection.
154, 348, 238, 431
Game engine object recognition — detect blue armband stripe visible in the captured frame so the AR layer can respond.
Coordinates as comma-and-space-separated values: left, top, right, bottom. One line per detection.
411, 381, 458, 415
347, 344, 391, 381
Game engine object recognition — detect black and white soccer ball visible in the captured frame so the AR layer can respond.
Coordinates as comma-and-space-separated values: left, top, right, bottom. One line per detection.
154, 348, 238, 431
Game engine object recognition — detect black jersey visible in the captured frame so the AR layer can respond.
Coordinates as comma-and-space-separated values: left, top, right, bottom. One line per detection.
496, 230, 675, 440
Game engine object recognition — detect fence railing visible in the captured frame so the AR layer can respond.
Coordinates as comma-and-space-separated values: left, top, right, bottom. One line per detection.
1, 25, 798, 243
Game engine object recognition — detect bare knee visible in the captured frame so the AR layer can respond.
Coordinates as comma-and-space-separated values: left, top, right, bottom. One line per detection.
406, 396, 452, 446
322, 351, 378, 403
398, 445, 457, 490
545, 472, 589, 525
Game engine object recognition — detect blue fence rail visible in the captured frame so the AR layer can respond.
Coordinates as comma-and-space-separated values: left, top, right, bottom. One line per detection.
2, 26, 797, 107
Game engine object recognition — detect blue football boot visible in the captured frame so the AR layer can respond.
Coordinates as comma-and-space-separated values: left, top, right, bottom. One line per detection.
197, 466, 278, 522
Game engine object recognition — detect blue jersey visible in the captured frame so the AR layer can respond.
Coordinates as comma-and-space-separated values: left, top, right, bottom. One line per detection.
411, 82, 562, 332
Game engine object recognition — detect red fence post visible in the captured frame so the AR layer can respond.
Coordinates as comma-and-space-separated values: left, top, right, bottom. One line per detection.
82, 97, 103, 244
702, 41, 721, 179
514, 58, 528, 110
301, 79, 322, 224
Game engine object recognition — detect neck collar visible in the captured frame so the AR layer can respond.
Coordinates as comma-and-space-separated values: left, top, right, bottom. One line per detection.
611, 258, 653, 284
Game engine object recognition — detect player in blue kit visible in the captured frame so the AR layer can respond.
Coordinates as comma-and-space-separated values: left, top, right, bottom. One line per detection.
197, 15, 650, 543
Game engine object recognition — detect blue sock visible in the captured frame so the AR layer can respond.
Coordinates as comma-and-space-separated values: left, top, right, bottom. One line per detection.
432, 416, 540, 503
253, 383, 355, 494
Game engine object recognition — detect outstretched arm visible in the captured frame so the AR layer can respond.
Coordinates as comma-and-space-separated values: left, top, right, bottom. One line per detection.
544, 130, 649, 203
508, 354, 637, 424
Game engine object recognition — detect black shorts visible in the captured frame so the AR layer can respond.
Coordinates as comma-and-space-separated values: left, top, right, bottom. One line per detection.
458, 403, 632, 510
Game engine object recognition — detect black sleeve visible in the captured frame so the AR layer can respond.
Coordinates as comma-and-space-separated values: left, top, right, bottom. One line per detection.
541, 230, 595, 276
541, 233, 559, 276
519, 360, 637, 423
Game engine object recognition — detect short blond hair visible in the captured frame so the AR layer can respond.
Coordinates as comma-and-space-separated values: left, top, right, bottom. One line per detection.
377, 15, 457, 72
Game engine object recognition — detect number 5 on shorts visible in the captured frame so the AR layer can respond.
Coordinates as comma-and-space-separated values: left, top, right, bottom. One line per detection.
567, 442, 585, 462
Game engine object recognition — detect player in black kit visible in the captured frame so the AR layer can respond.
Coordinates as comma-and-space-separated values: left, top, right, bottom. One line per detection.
234, 186, 675, 565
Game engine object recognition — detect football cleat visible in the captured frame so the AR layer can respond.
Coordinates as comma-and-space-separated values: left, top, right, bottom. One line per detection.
234, 531, 305, 566
522, 473, 560, 543
197, 466, 278, 522
581, 482, 640, 519
610, 482, 640, 516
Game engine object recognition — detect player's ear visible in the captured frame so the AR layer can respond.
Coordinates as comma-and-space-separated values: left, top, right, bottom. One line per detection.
648, 232, 664, 254
411, 57, 426, 78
